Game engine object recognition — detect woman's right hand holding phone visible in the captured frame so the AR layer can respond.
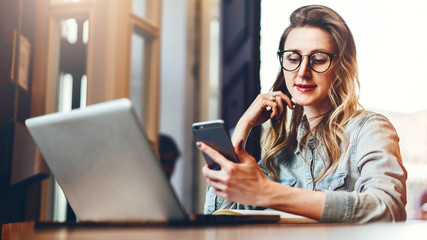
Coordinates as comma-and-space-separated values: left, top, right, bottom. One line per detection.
231, 91, 293, 147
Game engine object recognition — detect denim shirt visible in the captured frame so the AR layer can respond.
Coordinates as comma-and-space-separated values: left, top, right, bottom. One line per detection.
204, 111, 407, 223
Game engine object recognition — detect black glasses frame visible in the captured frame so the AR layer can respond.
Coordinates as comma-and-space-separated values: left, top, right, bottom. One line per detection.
277, 50, 335, 73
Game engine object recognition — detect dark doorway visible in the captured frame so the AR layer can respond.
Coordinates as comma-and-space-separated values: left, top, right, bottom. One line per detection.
221, 0, 261, 159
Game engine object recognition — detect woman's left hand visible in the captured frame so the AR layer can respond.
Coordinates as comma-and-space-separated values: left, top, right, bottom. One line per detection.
199, 140, 270, 206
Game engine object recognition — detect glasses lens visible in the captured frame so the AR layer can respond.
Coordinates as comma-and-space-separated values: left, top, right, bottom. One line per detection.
282, 51, 301, 71
309, 52, 331, 73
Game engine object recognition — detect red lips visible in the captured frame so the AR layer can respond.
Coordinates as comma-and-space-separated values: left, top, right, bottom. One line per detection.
296, 84, 317, 92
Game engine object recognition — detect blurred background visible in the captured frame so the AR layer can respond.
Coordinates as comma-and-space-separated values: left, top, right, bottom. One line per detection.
0, 0, 426, 225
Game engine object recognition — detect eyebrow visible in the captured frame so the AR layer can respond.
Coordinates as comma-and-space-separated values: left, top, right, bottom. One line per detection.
285, 48, 333, 54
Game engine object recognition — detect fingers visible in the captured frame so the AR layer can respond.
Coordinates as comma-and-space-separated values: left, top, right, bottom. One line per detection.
238, 91, 292, 129
270, 91, 293, 111
259, 94, 278, 119
206, 178, 225, 192
197, 142, 233, 171
202, 164, 221, 182
203, 169, 227, 196
263, 91, 293, 119
201, 140, 264, 203
268, 94, 282, 119
275, 95, 285, 117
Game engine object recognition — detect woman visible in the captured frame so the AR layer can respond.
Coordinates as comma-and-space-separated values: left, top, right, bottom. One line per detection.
197, 5, 407, 223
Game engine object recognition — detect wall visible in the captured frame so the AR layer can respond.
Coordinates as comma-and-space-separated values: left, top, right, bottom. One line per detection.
0, 0, 44, 224
159, 0, 199, 213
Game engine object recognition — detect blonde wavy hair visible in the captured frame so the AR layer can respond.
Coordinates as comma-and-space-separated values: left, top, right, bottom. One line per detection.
261, 5, 364, 182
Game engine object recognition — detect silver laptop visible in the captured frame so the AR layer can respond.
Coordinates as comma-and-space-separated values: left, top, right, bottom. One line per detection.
26, 99, 279, 224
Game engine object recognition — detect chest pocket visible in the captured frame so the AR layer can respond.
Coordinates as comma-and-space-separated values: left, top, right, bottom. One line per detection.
315, 173, 348, 192
278, 177, 297, 187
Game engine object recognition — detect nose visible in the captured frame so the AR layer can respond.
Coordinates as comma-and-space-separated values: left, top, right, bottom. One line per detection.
297, 55, 312, 78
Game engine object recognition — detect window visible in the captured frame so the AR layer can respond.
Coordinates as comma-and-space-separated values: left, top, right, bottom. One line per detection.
57, 17, 88, 112
32, 0, 162, 221
129, 31, 147, 122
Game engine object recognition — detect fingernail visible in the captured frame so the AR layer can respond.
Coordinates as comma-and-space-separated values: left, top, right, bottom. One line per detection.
196, 141, 202, 148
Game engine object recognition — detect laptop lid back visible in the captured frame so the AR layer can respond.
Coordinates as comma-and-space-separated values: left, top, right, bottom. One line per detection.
26, 99, 187, 222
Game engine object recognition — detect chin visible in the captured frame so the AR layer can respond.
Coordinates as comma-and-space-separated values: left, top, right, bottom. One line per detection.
293, 99, 316, 107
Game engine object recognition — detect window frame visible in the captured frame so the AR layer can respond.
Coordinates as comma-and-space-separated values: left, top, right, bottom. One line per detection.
32, 0, 162, 221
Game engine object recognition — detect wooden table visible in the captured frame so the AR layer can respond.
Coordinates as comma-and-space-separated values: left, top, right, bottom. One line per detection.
2, 220, 427, 240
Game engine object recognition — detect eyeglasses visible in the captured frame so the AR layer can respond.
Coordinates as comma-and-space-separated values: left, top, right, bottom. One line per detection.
277, 50, 335, 73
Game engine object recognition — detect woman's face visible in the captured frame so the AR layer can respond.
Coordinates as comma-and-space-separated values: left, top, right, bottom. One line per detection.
283, 26, 336, 114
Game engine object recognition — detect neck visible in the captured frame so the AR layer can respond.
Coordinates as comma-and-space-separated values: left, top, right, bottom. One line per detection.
303, 102, 332, 129
305, 112, 323, 129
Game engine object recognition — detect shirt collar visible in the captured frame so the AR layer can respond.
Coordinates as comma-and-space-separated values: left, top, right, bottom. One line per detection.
294, 117, 318, 155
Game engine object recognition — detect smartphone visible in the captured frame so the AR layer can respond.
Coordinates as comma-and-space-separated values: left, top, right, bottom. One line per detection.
192, 120, 240, 170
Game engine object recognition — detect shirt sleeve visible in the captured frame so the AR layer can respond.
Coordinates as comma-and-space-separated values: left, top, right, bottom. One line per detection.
320, 114, 407, 223
203, 185, 217, 214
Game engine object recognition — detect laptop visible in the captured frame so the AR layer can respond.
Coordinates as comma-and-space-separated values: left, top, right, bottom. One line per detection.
25, 98, 279, 225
